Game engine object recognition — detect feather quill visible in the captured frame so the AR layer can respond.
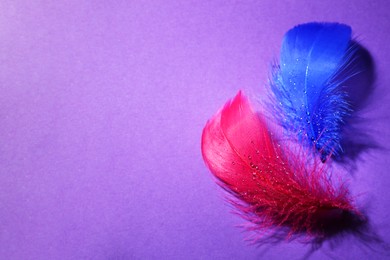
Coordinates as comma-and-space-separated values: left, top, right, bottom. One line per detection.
270, 22, 357, 160
201, 91, 358, 240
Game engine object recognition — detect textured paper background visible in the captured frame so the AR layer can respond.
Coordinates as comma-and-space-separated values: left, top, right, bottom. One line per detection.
1, 1, 390, 259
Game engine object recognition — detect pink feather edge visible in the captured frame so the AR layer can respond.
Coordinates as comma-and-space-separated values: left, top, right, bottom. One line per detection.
201, 91, 360, 243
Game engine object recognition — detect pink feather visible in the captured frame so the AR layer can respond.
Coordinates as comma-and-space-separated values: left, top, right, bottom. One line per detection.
201, 91, 359, 240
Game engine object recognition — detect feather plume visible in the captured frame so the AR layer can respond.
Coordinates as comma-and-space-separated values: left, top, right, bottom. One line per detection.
201, 91, 358, 240
269, 22, 357, 160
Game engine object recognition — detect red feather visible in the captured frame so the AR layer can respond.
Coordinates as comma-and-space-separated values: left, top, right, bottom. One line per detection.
201, 91, 359, 240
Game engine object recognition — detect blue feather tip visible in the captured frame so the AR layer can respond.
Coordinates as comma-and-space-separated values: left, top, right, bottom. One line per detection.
269, 22, 358, 161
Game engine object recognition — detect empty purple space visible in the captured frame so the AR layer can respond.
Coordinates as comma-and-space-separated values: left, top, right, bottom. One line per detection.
1, 1, 390, 259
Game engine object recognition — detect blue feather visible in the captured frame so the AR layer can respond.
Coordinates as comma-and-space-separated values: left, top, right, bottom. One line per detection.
270, 22, 357, 160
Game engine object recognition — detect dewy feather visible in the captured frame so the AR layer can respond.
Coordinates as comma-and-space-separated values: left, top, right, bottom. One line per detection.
201, 91, 359, 241
270, 22, 357, 160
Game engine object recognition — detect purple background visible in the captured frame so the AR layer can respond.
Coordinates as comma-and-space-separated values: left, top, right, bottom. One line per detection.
1, 1, 390, 259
